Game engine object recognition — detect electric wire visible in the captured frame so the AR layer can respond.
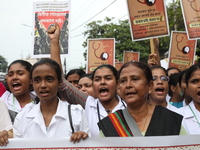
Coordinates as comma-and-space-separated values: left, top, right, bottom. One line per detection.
71, 14, 128, 38
72, 0, 101, 22
71, 0, 117, 32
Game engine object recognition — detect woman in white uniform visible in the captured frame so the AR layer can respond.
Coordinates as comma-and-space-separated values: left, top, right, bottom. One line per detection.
178, 63, 200, 134
0, 60, 36, 123
14, 58, 90, 140
59, 64, 126, 137
49, 23, 126, 137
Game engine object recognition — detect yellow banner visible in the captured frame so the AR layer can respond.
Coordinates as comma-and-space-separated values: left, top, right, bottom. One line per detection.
133, 16, 164, 25
189, 22, 200, 28
171, 59, 191, 65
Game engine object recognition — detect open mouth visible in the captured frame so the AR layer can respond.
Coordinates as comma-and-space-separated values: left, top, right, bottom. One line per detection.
12, 83, 21, 90
126, 92, 136, 96
197, 91, 200, 96
99, 88, 109, 96
40, 91, 49, 94
155, 87, 164, 94
40, 91, 49, 96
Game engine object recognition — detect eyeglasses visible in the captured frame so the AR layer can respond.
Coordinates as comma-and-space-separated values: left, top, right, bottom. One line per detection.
152, 75, 169, 82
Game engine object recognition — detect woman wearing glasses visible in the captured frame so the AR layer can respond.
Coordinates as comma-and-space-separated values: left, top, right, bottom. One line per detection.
98, 62, 187, 136
148, 66, 178, 112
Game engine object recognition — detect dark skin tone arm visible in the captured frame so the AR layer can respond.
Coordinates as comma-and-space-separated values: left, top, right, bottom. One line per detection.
48, 23, 89, 142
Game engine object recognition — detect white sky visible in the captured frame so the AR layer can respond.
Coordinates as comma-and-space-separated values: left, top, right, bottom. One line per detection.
0, 0, 172, 71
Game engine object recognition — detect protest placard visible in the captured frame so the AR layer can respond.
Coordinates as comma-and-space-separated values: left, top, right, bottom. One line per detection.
126, 0, 169, 41
168, 31, 196, 71
181, 0, 200, 40
87, 38, 115, 73
123, 51, 140, 63
32, 1, 70, 58
115, 62, 123, 71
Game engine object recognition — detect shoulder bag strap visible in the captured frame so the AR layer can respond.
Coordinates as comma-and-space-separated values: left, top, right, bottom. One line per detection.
122, 108, 142, 136
68, 104, 75, 134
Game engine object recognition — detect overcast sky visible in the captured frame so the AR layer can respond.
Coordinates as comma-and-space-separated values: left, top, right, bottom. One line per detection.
0, 0, 172, 71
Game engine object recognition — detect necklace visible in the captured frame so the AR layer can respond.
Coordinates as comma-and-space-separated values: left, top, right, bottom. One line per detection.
96, 98, 126, 122
105, 108, 111, 114
189, 104, 200, 126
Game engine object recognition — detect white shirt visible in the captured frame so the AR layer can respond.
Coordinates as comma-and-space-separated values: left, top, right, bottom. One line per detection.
165, 94, 171, 102
177, 101, 200, 135
85, 95, 126, 137
0, 99, 12, 131
166, 102, 178, 112
13, 99, 90, 138
1, 91, 36, 113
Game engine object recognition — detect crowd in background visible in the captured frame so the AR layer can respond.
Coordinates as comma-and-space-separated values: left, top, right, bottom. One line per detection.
0, 22, 200, 147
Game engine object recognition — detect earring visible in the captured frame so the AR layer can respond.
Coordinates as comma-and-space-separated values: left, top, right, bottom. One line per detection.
149, 90, 151, 94
180, 91, 184, 97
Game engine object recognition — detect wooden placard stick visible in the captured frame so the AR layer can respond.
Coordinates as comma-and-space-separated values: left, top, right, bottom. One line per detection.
150, 38, 161, 66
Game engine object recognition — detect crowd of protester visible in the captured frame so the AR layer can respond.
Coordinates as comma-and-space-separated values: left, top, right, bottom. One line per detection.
0, 22, 200, 147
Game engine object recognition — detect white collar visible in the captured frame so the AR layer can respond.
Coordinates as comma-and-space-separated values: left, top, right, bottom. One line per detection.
26, 98, 68, 120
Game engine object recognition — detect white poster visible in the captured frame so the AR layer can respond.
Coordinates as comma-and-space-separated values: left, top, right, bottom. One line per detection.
1, 135, 200, 149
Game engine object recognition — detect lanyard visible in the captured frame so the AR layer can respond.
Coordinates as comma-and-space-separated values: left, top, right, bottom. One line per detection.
12, 95, 17, 111
12, 95, 34, 110
189, 104, 200, 125
96, 98, 126, 122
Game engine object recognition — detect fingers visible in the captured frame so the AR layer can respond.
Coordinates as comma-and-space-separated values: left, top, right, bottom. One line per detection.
54, 22, 60, 34
47, 24, 56, 34
148, 53, 157, 59
148, 54, 158, 67
0, 130, 9, 146
70, 131, 89, 143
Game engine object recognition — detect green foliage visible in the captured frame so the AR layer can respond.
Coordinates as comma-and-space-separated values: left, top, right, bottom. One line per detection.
0, 55, 8, 72
82, 17, 151, 63
82, 1, 200, 63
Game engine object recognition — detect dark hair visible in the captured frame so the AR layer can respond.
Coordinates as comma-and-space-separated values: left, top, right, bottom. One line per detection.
168, 73, 180, 97
185, 63, 200, 86
31, 58, 62, 82
8, 59, 32, 77
79, 73, 92, 80
65, 69, 86, 80
166, 67, 181, 76
150, 65, 167, 76
118, 62, 153, 83
178, 69, 187, 86
7, 59, 33, 91
31, 58, 62, 104
91, 64, 118, 82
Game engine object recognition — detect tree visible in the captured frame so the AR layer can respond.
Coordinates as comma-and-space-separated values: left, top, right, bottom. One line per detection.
82, 1, 199, 63
82, 17, 151, 63
0, 55, 8, 72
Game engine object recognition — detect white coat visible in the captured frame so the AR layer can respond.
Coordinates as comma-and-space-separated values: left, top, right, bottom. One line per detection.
13, 99, 90, 138
177, 101, 200, 135
85, 95, 126, 137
